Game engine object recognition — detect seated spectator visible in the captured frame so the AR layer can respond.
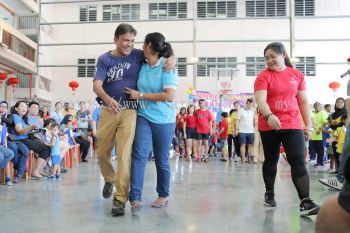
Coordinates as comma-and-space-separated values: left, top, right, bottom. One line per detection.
0, 122, 14, 186
41, 106, 51, 120
11, 101, 51, 180
0, 100, 29, 183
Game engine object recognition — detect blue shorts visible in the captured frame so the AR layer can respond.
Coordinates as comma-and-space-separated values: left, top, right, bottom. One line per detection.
239, 133, 254, 145
186, 127, 197, 139
197, 133, 209, 140
51, 155, 61, 165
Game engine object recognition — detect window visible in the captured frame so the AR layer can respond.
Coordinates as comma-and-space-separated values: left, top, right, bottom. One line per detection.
197, 57, 237, 77
103, 4, 140, 21
80, 5, 97, 22
246, 0, 286, 17
246, 57, 265, 76
177, 58, 187, 77
149, 2, 187, 19
295, 0, 314, 16
78, 59, 96, 78
197, 1, 237, 18
295, 57, 316, 76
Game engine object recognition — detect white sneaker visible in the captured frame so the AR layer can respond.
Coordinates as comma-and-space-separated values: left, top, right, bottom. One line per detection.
319, 178, 344, 190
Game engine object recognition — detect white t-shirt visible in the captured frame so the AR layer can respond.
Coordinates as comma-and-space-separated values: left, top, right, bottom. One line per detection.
237, 108, 255, 133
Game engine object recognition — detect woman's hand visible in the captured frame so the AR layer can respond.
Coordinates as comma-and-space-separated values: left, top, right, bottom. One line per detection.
267, 114, 281, 130
31, 124, 39, 130
124, 87, 140, 100
304, 129, 312, 141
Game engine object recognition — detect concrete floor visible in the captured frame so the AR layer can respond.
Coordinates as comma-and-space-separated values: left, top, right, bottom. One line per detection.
0, 156, 337, 233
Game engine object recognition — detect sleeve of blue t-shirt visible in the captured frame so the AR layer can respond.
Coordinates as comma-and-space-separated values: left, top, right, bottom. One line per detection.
162, 69, 178, 90
94, 54, 108, 82
13, 114, 24, 126
92, 108, 100, 122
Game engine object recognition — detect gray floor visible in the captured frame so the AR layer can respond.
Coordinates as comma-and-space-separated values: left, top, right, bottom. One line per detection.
0, 155, 337, 233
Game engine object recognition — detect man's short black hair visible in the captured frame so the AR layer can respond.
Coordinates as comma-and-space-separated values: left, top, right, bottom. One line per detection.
221, 112, 228, 118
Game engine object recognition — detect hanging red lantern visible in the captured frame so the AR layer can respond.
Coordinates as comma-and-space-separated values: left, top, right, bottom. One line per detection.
347, 57, 350, 62
0, 72, 7, 87
328, 81, 341, 92
69, 80, 79, 95
7, 75, 20, 93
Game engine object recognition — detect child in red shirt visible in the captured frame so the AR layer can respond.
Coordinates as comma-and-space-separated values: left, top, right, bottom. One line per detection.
219, 112, 229, 161
195, 99, 213, 162
183, 104, 197, 161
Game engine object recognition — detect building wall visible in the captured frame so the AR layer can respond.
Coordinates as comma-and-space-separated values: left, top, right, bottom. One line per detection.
42, 0, 350, 107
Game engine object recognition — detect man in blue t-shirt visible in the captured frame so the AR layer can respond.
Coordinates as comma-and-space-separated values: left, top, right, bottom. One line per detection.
93, 23, 175, 217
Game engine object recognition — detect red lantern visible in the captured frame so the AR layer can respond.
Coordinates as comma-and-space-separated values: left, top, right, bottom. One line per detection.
0, 72, 7, 87
7, 75, 20, 93
69, 80, 79, 95
347, 57, 350, 62
329, 81, 341, 92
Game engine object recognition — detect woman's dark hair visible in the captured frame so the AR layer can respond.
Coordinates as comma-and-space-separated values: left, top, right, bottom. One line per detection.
263, 42, 293, 68
55, 102, 61, 107
144, 32, 173, 58
229, 109, 235, 116
187, 104, 195, 114
13, 100, 29, 124
44, 118, 56, 128
179, 107, 186, 115
341, 114, 347, 122
114, 23, 137, 38
61, 114, 73, 126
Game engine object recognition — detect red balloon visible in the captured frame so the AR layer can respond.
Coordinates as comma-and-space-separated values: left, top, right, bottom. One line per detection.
329, 81, 341, 92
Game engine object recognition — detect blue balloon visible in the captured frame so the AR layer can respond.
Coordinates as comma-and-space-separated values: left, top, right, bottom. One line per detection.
188, 94, 194, 99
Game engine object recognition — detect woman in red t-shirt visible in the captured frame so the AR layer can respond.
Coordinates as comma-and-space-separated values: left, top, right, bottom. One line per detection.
176, 107, 186, 157
183, 104, 197, 161
254, 42, 319, 217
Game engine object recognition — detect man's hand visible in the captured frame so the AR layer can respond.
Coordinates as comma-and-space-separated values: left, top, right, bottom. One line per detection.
163, 55, 177, 71
106, 98, 123, 115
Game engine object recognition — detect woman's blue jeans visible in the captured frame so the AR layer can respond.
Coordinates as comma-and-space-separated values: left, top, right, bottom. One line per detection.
8, 141, 29, 178
129, 116, 175, 202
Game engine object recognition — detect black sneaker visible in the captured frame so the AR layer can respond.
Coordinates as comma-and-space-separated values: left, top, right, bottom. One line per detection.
300, 198, 319, 216
264, 191, 277, 207
111, 198, 125, 216
102, 181, 114, 198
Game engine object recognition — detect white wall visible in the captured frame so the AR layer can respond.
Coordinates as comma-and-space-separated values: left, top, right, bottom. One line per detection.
41, 0, 350, 107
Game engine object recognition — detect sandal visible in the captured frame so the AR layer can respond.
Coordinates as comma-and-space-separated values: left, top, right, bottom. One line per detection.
131, 201, 143, 214
151, 198, 168, 208
31, 175, 46, 180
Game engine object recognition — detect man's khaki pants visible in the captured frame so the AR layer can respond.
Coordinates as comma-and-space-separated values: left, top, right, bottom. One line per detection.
97, 107, 137, 203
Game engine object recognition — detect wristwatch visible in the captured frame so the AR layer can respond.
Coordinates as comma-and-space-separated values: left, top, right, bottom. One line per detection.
139, 92, 144, 100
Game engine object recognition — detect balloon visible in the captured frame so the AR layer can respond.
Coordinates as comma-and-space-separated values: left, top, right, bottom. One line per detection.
192, 90, 196, 95
188, 94, 193, 99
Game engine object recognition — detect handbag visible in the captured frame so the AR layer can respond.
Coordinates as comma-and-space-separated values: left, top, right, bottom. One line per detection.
28, 128, 47, 142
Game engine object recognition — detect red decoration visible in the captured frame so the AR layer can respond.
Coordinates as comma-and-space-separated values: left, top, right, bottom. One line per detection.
7, 76, 20, 93
69, 80, 79, 95
329, 81, 341, 92
0, 72, 7, 87
347, 57, 350, 62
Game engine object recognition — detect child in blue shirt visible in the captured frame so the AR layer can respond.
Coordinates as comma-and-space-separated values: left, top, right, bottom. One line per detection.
46, 123, 61, 179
